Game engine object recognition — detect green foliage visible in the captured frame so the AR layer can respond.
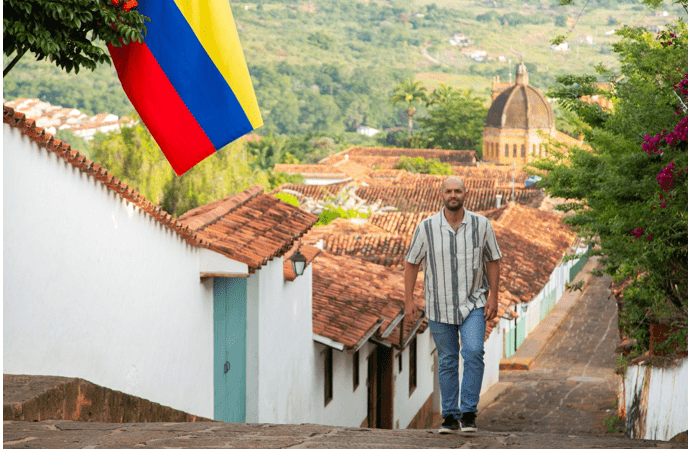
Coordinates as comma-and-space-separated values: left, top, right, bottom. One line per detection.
554, 15, 567, 27
266, 171, 304, 190
533, 21, 688, 355
272, 192, 299, 207
90, 116, 270, 217
55, 129, 90, 155
3, 0, 149, 75
395, 156, 453, 175
315, 205, 369, 227
419, 88, 488, 153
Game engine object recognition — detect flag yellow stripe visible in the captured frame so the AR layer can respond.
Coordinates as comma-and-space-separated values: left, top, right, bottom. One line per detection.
173, 0, 263, 129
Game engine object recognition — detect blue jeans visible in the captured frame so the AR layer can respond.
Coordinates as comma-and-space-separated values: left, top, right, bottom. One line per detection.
428, 308, 486, 419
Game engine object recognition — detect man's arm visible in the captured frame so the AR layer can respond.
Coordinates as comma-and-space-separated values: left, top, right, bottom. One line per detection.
404, 260, 421, 324
484, 259, 500, 321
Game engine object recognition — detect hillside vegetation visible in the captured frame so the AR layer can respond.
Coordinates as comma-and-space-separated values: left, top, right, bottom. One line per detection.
3, 0, 682, 137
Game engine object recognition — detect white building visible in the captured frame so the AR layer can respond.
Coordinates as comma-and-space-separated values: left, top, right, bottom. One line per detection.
3, 110, 319, 422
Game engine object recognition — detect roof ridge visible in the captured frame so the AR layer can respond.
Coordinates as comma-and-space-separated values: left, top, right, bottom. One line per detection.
3, 106, 209, 250
178, 185, 264, 232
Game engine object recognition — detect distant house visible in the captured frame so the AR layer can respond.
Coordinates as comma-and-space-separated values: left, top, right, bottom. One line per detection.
356, 125, 380, 137
3, 98, 132, 141
551, 41, 569, 51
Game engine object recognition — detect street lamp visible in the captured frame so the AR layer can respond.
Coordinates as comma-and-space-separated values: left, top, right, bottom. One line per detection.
289, 248, 308, 277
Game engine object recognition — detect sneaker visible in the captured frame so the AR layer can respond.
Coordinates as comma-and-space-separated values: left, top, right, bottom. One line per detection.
460, 412, 477, 432
438, 415, 460, 434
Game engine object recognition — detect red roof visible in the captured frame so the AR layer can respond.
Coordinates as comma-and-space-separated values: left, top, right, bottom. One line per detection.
179, 187, 319, 272
321, 146, 478, 168
312, 250, 426, 350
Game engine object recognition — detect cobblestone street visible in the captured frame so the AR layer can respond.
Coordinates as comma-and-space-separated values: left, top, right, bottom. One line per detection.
477, 271, 622, 436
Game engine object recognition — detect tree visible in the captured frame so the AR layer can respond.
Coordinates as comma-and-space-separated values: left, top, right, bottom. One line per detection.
419, 88, 487, 153
390, 79, 428, 135
395, 156, 452, 175
3, 0, 149, 76
533, 22, 688, 356
91, 117, 270, 217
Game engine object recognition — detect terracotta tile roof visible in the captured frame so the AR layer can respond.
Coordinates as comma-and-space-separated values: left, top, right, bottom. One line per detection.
369, 212, 435, 236
305, 218, 389, 239
452, 165, 530, 187
321, 146, 478, 168
312, 250, 426, 350
283, 244, 321, 282
3, 106, 206, 249
270, 184, 345, 202
362, 172, 497, 190
492, 220, 573, 303
303, 232, 413, 268
273, 163, 348, 177
494, 203, 575, 254
178, 187, 319, 272
354, 186, 542, 212
329, 158, 372, 179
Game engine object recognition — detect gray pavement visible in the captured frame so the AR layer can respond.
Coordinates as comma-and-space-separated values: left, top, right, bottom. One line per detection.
477, 260, 622, 436
3, 420, 684, 448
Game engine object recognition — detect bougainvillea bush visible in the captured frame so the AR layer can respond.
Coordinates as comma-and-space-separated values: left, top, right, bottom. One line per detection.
533, 21, 688, 357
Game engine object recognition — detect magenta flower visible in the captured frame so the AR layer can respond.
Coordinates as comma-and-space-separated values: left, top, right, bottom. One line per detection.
647, 235, 652, 242
657, 163, 676, 191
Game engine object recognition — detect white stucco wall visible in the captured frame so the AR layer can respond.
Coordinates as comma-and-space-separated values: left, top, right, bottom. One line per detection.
3, 125, 245, 419
623, 358, 688, 441
394, 330, 435, 429
313, 341, 373, 427
481, 321, 502, 395
245, 258, 316, 424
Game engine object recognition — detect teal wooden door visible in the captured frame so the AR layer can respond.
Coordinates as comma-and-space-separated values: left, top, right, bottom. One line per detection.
213, 277, 247, 422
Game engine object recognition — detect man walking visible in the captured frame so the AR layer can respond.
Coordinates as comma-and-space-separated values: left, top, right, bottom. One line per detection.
405, 177, 501, 433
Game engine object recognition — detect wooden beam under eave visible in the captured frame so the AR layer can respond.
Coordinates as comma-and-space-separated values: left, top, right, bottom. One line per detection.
200, 272, 250, 279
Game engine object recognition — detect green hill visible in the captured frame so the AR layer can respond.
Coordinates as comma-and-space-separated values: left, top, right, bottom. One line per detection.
3, 0, 683, 135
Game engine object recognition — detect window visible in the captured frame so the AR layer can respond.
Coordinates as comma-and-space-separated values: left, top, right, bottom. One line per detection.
398, 352, 403, 373
512, 144, 517, 157
324, 347, 333, 406
409, 337, 417, 395
353, 350, 359, 391
504, 144, 508, 157
521, 145, 525, 158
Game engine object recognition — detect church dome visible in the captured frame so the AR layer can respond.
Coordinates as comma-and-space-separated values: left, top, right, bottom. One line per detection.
485, 63, 554, 130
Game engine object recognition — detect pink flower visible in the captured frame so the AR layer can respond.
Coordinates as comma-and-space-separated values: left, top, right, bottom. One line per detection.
661, 202, 667, 208
657, 163, 676, 192
632, 227, 644, 240
647, 235, 652, 242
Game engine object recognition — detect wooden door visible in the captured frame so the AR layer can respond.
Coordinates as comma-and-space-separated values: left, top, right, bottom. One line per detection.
213, 277, 247, 422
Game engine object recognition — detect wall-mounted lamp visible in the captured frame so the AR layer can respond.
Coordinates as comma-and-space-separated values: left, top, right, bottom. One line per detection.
289, 248, 308, 277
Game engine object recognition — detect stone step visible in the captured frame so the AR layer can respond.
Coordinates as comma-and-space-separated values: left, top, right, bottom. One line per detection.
3, 374, 210, 423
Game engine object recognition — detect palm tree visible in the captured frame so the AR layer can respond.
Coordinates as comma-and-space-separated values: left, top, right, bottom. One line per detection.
390, 80, 428, 135
426, 83, 455, 107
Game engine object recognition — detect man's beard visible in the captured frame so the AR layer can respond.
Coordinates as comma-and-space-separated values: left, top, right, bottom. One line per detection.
445, 200, 463, 211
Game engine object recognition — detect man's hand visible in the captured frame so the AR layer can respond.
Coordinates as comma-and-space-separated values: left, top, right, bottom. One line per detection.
484, 294, 498, 322
405, 299, 420, 325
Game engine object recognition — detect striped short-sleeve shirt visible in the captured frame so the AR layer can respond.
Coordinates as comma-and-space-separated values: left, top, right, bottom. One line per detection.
406, 207, 502, 325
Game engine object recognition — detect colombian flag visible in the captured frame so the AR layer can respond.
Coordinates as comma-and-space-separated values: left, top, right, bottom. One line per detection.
108, 0, 262, 176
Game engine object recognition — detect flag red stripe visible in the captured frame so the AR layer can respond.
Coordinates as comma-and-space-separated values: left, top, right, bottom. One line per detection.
108, 41, 216, 176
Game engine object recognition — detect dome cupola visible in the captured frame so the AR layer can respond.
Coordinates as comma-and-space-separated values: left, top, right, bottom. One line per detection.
485, 62, 553, 130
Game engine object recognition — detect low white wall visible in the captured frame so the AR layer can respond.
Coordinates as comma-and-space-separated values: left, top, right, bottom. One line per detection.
394, 330, 434, 429
481, 321, 502, 395
622, 357, 688, 441
246, 259, 316, 424
3, 125, 231, 419
314, 341, 374, 427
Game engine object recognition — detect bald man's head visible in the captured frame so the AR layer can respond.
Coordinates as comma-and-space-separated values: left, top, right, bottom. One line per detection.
441, 177, 465, 191
441, 177, 467, 211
